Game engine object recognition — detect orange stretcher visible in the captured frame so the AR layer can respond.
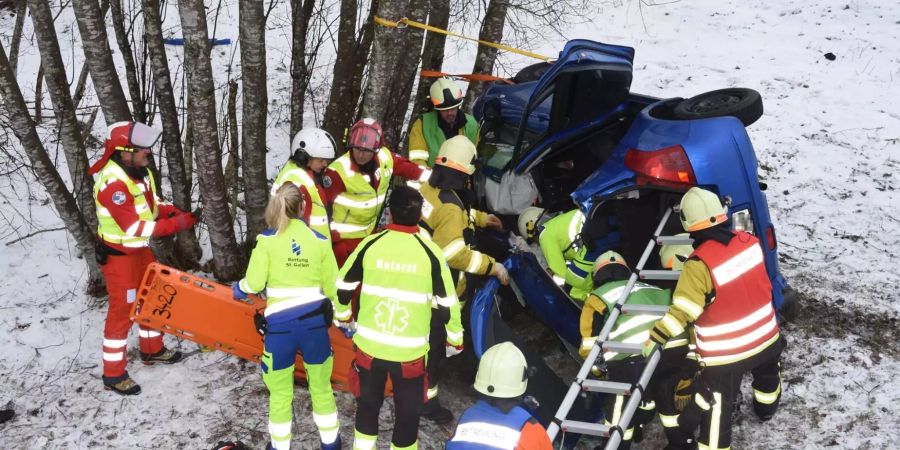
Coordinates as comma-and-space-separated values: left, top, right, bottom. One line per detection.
130, 263, 357, 392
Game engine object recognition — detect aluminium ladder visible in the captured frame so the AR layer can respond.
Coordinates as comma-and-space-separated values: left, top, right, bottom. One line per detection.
546, 206, 693, 450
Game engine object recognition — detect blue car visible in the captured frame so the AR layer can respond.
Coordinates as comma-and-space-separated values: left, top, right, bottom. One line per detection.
467, 40, 797, 428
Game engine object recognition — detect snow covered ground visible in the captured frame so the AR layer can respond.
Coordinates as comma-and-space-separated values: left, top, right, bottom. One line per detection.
1, 0, 899, 448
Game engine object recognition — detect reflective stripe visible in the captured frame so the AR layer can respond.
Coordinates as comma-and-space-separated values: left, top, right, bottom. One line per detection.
665, 338, 690, 348
568, 210, 585, 243
265, 296, 326, 317
138, 329, 161, 338
446, 329, 464, 343
608, 315, 658, 340
308, 215, 329, 226
266, 286, 324, 299
660, 413, 680, 428
640, 401, 656, 410
754, 384, 781, 404
443, 239, 466, 259
581, 337, 597, 350
711, 244, 764, 286
314, 412, 340, 443
660, 314, 686, 336
103, 338, 127, 348
552, 275, 565, 286
435, 295, 458, 307
271, 438, 291, 450
361, 284, 429, 304
103, 351, 124, 361
427, 386, 439, 399
673, 295, 705, 320
418, 168, 432, 182
710, 392, 723, 449
333, 194, 383, 209
599, 284, 655, 304
337, 279, 360, 291
238, 278, 256, 294
97, 207, 112, 217
334, 308, 353, 321
696, 315, 778, 352
694, 393, 711, 410
330, 222, 370, 233
452, 422, 522, 449
695, 303, 775, 337
269, 420, 292, 437
409, 149, 430, 161
353, 432, 377, 450
356, 326, 428, 348
465, 252, 484, 273
697, 444, 731, 450
407, 180, 422, 190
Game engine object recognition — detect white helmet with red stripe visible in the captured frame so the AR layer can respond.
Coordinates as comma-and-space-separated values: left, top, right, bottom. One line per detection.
679, 187, 728, 232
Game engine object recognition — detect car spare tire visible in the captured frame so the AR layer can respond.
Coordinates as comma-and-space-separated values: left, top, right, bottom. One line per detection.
673, 88, 763, 126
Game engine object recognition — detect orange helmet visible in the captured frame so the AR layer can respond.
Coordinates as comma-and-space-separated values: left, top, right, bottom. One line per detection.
346, 118, 384, 152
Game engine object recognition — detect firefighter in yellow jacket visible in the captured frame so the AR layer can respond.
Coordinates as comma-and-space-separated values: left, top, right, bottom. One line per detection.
643, 187, 785, 450
418, 135, 508, 423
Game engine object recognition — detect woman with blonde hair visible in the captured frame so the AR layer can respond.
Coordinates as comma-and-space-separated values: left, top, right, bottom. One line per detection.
233, 183, 342, 450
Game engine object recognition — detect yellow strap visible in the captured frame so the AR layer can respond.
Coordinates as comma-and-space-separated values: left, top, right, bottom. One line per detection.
374, 16, 551, 62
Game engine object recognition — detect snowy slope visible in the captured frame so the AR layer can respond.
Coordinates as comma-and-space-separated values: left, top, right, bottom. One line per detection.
2, 0, 899, 448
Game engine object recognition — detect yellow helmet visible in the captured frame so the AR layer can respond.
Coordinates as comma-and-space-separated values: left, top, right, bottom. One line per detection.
474, 342, 528, 398
679, 187, 728, 232
435, 135, 477, 175
517, 207, 545, 241
594, 250, 628, 274
659, 234, 693, 270
429, 77, 464, 110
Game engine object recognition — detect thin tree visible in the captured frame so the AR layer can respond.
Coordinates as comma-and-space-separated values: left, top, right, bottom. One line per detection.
142, 0, 202, 267
288, 0, 315, 138
109, 0, 147, 123
462, 0, 508, 109
410, 0, 450, 117
179, 0, 244, 280
71, 0, 132, 123
0, 43, 104, 296
26, 0, 98, 231
239, 0, 269, 242
321, 0, 377, 146
8, 0, 27, 74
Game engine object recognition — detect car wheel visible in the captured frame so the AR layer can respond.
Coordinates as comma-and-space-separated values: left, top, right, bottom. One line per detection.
673, 88, 764, 126
512, 62, 552, 84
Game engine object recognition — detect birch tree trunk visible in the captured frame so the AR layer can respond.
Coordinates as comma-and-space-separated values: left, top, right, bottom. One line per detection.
27, 0, 98, 231
143, 0, 201, 268
361, 0, 412, 126
322, 0, 376, 144
288, 0, 315, 137
410, 0, 450, 117
71, 0, 133, 123
377, 0, 427, 149
179, 0, 244, 280
109, 0, 147, 123
8, 0, 26, 74
462, 0, 508, 110
239, 0, 268, 242
0, 43, 105, 297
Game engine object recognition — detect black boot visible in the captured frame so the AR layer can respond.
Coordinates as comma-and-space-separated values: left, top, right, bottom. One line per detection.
103, 373, 142, 396
140, 347, 183, 365
422, 397, 454, 424
0, 408, 13, 424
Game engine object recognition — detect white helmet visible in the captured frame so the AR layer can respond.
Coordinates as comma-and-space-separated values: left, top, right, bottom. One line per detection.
659, 233, 693, 270
291, 128, 336, 161
517, 207, 545, 241
474, 342, 529, 398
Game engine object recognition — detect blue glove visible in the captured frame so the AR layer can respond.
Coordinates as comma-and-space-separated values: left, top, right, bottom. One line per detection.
232, 282, 248, 300
641, 340, 657, 358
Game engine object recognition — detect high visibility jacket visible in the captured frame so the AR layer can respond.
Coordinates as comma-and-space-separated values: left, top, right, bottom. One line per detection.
93, 160, 188, 253
580, 280, 687, 361
447, 400, 551, 450
336, 224, 463, 362
419, 183, 494, 294
238, 219, 339, 323
272, 161, 331, 239
650, 232, 780, 367
538, 209, 594, 300
408, 111, 480, 167
328, 148, 394, 240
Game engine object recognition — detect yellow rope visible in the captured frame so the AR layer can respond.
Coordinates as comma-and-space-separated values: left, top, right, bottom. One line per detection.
374, 16, 552, 62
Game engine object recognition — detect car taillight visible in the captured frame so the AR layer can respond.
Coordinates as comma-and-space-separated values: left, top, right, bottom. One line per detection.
624, 145, 696, 188
731, 209, 754, 234
765, 225, 777, 251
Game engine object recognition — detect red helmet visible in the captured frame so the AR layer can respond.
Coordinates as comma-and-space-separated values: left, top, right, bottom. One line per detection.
346, 118, 384, 152
89, 121, 162, 175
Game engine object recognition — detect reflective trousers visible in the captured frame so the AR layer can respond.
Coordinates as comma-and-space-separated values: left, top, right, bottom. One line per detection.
100, 247, 162, 377
262, 313, 338, 450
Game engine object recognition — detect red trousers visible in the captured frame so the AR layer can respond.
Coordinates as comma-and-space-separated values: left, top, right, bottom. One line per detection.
100, 247, 163, 377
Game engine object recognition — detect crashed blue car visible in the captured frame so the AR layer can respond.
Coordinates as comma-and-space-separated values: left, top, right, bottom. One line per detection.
467, 40, 797, 427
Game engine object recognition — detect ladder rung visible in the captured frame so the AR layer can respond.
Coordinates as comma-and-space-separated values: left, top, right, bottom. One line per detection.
620, 304, 670, 316
639, 270, 681, 280
602, 341, 643, 355
657, 235, 693, 246
559, 420, 611, 437
581, 379, 632, 395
